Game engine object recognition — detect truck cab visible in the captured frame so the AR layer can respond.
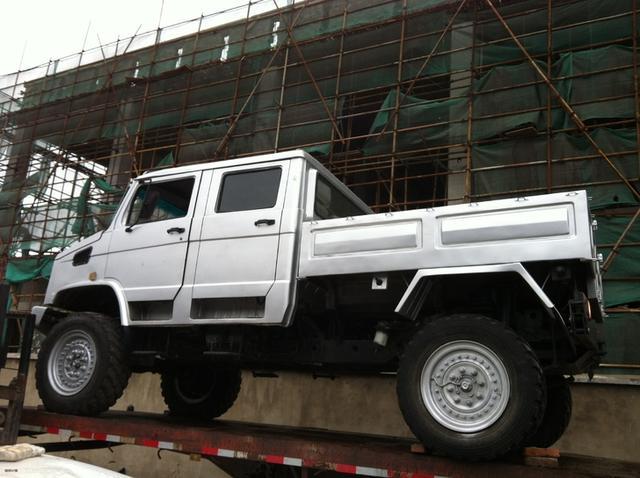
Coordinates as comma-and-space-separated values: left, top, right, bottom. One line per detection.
39, 151, 369, 327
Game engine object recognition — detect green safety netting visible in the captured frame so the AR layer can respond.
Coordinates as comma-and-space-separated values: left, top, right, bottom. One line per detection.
18, 0, 637, 110
362, 44, 636, 157
0, 163, 53, 255
72, 177, 124, 236
473, 128, 640, 209
473, 46, 635, 139
3, 165, 123, 285
176, 121, 227, 163
602, 313, 640, 365
363, 90, 468, 155
20, 0, 457, 108
5, 257, 53, 284
11, 2, 636, 164
475, 0, 638, 66
595, 216, 640, 308
472, 60, 547, 140
554, 46, 635, 129
155, 151, 175, 168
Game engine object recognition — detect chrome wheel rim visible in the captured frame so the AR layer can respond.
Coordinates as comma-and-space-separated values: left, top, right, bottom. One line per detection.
420, 340, 510, 433
47, 330, 97, 396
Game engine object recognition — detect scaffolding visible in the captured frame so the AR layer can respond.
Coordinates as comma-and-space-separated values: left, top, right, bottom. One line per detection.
0, 0, 639, 369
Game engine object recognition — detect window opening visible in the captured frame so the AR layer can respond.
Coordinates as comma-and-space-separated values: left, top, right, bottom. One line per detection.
217, 167, 281, 213
314, 175, 366, 219
127, 177, 194, 225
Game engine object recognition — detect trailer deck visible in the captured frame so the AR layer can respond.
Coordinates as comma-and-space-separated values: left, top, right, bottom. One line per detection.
13, 407, 640, 478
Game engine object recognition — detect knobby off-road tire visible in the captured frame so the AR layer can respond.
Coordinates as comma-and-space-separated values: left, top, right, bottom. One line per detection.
526, 376, 572, 448
161, 367, 242, 420
36, 312, 131, 415
397, 314, 546, 461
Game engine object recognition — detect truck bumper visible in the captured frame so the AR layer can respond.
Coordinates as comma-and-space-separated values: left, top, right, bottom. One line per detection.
31, 306, 48, 327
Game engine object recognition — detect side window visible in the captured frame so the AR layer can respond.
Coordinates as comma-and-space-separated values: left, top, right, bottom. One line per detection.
217, 167, 282, 213
314, 176, 366, 219
127, 177, 195, 225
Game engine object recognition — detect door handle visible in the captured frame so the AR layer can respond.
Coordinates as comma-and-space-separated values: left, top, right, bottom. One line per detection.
254, 219, 276, 227
167, 227, 185, 234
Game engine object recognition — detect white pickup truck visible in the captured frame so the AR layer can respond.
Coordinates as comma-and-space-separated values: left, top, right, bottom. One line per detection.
33, 150, 604, 460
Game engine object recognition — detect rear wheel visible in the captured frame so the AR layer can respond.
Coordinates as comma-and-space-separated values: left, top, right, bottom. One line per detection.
36, 313, 131, 415
161, 367, 242, 420
397, 314, 546, 461
526, 376, 572, 448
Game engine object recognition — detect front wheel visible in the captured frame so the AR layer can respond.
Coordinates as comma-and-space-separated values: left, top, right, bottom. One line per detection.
161, 366, 242, 420
35, 313, 131, 415
397, 314, 546, 461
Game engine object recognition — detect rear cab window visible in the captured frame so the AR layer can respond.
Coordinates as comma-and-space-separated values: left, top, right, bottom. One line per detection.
314, 175, 367, 219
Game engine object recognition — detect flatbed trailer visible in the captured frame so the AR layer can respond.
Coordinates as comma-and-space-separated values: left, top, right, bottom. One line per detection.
13, 407, 640, 478
0, 302, 636, 477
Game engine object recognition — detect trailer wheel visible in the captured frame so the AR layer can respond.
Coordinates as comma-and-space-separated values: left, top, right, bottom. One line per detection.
397, 314, 545, 461
161, 367, 242, 420
526, 376, 572, 448
36, 312, 130, 415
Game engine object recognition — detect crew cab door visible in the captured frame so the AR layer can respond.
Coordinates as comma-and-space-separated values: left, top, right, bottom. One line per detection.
187, 160, 293, 323
105, 172, 200, 303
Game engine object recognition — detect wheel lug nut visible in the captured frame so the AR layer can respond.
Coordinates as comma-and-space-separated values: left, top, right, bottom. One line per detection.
477, 394, 483, 399
466, 400, 473, 406
471, 370, 478, 376
446, 386, 454, 392
459, 368, 466, 374
454, 397, 460, 403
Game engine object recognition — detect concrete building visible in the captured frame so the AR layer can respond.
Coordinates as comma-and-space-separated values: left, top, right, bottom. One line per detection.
0, 0, 638, 382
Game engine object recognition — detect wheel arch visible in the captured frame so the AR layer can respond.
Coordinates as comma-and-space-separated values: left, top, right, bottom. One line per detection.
39, 281, 130, 331
395, 263, 554, 321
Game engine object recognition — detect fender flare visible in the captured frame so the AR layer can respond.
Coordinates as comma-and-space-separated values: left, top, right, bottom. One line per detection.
395, 263, 554, 320
34, 279, 130, 327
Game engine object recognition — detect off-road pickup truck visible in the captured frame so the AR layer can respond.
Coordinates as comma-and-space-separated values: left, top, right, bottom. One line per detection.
33, 150, 604, 460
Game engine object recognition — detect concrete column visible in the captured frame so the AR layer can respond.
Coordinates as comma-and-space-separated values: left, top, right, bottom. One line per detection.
448, 22, 473, 205
106, 99, 139, 187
